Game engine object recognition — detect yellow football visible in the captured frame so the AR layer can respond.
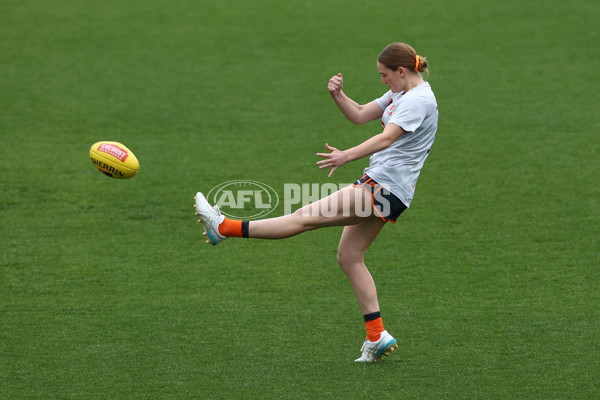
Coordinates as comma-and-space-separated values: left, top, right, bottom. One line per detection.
90, 141, 140, 179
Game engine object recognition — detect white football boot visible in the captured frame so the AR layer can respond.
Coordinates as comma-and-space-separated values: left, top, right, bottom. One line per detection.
194, 192, 227, 245
354, 330, 398, 362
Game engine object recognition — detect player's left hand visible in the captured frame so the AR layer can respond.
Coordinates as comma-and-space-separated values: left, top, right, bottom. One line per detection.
316, 143, 348, 177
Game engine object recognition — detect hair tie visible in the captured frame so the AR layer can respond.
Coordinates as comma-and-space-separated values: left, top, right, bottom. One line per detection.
414, 55, 421, 72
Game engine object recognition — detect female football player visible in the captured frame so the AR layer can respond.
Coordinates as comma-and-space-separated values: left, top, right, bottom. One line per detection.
194, 42, 438, 362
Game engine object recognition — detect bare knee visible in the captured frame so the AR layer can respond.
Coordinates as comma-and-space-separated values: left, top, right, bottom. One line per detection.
337, 245, 364, 271
290, 207, 320, 232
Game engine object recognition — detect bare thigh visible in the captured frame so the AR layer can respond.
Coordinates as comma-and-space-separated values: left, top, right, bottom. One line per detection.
338, 217, 385, 264
249, 185, 379, 239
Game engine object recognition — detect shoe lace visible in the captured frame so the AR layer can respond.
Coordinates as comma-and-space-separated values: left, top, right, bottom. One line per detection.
359, 339, 368, 352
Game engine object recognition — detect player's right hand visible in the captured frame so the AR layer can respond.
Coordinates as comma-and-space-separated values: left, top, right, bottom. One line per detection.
327, 73, 343, 94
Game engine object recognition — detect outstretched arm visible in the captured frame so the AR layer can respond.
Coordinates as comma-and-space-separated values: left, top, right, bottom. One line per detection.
328, 73, 383, 124
316, 123, 404, 177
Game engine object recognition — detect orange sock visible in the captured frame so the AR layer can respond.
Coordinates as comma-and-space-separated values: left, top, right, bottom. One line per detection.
218, 218, 243, 237
365, 316, 385, 342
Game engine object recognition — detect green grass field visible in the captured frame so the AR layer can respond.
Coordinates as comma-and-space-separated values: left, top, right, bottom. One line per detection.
1, 0, 599, 398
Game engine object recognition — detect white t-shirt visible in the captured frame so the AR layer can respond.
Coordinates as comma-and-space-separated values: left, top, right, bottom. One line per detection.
363, 82, 438, 207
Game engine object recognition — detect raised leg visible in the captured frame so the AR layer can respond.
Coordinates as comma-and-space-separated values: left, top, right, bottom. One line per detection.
248, 185, 375, 239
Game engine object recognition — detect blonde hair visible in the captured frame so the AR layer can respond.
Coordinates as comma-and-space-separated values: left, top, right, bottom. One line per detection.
378, 42, 429, 74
